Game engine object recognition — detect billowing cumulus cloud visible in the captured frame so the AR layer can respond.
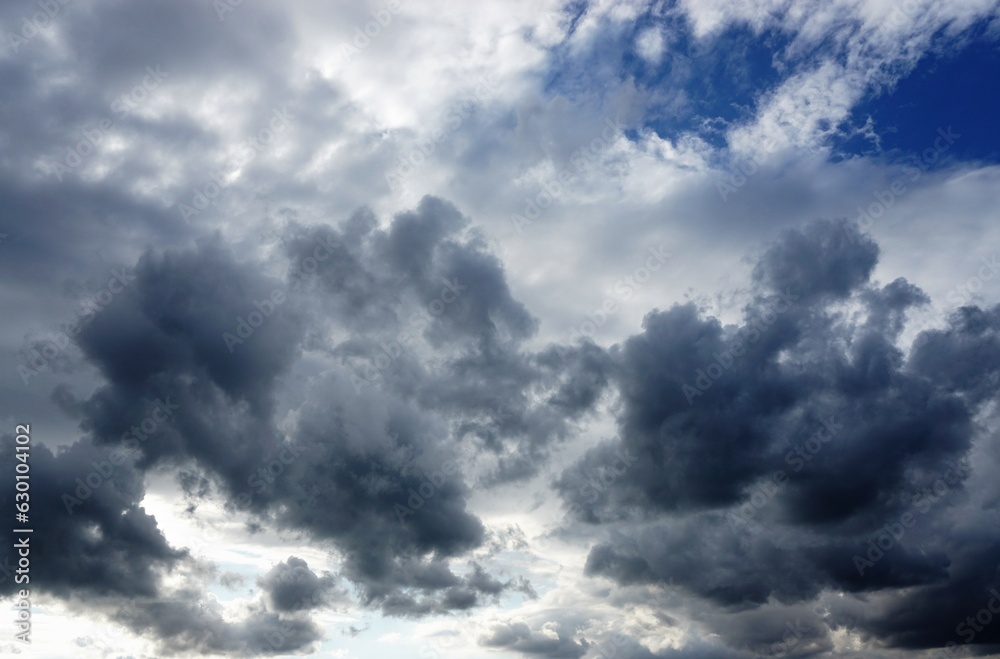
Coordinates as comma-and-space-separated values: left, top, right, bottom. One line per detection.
480, 620, 589, 658
0, 194, 614, 649
258, 556, 344, 612
557, 218, 1000, 654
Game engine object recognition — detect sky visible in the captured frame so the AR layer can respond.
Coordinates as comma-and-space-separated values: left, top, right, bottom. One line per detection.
1, 1, 1000, 657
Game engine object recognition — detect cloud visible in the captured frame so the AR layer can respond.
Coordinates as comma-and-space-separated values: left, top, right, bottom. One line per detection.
111, 591, 325, 657
6, 203, 999, 655
258, 556, 344, 612
555, 217, 1000, 653
1, 194, 624, 644
480, 620, 589, 658
3, 1, 1000, 656
0, 434, 179, 599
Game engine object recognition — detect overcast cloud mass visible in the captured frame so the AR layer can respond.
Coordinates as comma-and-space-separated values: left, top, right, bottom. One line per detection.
1, 1, 1000, 657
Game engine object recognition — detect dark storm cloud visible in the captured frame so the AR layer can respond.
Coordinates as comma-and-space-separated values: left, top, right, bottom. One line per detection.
262, 387, 536, 613
480, 620, 589, 658
50, 213, 488, 614
560, 219, 972, 521
854, 538, 1000, 649
909, 303, 1000, 406
283, 196, 611, 484
0, 226, 322, 657
557, 218, 1000, 653
0, 433, 179, 599
5, 171, 996, 656
6, 195, 607, 634
77, 239, 304, 406
0, 418, 322, 658
68, 237, 306, 512
258, 556, 343, 612
628, 642, 747, 659
256, 376, 488, 614
750, 217, 879, 301
110, 590, 324, 657
0, 0, 318, 441
425, 337, 613, 485
284, 196, 538, 345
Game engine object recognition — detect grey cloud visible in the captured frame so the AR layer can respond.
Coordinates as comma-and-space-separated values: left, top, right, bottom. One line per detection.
258, 556, 343, 612
0, 434, 180, 600
558, 218, 1000, 653
111, 591, 324, 657
751, 218, 880, 301
9, 197, 568, 628
480, 620, 589, 658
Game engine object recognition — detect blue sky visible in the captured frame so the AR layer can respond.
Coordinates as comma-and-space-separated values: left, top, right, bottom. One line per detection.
843, 36, 1000, 162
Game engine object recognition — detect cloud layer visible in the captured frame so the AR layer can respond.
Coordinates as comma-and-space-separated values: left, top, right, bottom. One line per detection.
2, 1, 1000, 657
